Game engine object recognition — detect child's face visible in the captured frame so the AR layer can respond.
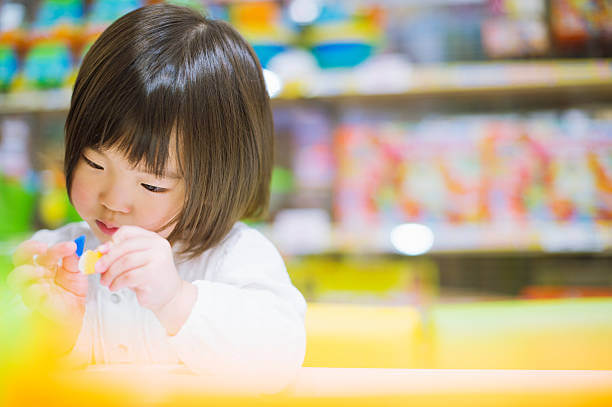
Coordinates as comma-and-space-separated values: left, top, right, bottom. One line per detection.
70, 146, 185, 243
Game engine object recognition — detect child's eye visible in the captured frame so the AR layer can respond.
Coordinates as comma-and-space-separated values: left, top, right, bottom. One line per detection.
141, 183, 167, 193
83, 155, 104, 170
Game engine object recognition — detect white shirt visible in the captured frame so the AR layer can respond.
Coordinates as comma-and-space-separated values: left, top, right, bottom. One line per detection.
23, 221, 307, 392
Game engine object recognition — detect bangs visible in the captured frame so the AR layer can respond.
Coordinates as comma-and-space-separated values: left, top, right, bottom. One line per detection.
67, 49, 185, 178
65, 4, 191, 179
97, 115, 182, 179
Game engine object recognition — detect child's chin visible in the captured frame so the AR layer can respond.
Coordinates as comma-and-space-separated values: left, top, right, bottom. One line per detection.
94, 234, 111, 243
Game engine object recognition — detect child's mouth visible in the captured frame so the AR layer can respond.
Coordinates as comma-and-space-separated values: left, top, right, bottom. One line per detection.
96, 220, 119, 236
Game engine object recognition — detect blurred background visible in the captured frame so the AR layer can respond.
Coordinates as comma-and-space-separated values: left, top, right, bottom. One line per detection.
0, 0, 611, 370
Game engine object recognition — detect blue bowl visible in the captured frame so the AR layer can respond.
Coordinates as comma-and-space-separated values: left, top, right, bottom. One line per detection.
311, 42, 373, 69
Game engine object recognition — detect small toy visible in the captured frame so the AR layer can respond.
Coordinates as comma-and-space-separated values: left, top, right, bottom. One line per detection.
73, 234, 85, 257
74, 233, 101, 274
78, 249, 102, 275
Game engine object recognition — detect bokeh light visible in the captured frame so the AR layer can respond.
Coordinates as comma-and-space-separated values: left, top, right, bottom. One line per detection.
390, 223, 435, 256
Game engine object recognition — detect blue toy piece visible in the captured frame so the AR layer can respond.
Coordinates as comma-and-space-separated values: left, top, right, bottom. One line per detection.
74, 234, 86, 257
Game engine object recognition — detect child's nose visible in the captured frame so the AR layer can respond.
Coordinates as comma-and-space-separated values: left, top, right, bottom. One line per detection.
99, 184, 132, 214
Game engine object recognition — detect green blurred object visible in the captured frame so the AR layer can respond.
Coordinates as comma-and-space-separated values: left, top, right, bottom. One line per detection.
166, 0, 206, 14
0, 175, 35, 241
270, 166, 294, 194
0, 250, 12, 282
65, 196, 82, 223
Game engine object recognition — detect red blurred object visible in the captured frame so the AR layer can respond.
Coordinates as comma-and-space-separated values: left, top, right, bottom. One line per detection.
521, 285, 612, 299
550, 0, 612, 55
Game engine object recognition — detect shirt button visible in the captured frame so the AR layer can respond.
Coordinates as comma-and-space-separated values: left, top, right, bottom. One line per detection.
110, 293, 121, 304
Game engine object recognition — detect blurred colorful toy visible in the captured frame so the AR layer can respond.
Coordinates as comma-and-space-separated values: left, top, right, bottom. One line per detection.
333, 109, 612, 251
85, 0, 142, 38
23, 40, 72, 89
0, 44, 18, 91
29, 0, 84, 49
0, 2, 28, 56
79, 249, 102, 275
303, 4, 383, 69
550, 0, 612, 55
229, 2, 295, 68
481, 0, 548, 58
33, 0, 83, 29
79, 0, 142, 74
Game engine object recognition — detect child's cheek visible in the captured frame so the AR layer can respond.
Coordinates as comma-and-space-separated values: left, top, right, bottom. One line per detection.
137, 199, 180, 238
70, 174, 94, 215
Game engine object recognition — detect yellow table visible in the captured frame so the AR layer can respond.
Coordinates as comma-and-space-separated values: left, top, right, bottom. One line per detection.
292, 367, 612, 396
6, 365, 609, 407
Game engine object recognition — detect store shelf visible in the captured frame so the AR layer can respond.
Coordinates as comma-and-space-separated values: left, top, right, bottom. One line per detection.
274, 59, 612, 104
1, 60, 611, 114
281, 80, 612, 106
259, 222, 612, 256
0, 88, 72, 114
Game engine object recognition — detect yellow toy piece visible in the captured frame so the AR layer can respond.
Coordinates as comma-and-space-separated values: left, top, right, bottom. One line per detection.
78, 250, 102, 275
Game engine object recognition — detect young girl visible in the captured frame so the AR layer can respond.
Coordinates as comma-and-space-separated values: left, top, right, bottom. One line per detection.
6, 3, 306, 391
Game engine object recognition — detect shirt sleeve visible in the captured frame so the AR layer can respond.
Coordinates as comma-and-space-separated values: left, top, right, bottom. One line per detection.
167, 227, 307, 393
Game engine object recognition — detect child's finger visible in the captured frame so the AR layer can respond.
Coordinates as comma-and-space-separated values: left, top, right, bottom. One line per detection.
61, 253, 80, 273
108, 268, 145, 292
12, 240, 48, 266
37, 241, 77, 269
6, 264, 51, 293
95, 237, 151, 274
100, 251, 148, 288
21, 282, 50, 310
55, 256, 88, 298
112, 225, 155, 244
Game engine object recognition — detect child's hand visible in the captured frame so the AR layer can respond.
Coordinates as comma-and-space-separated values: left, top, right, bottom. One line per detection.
95, 226, 183, 314
7, 240, 87, 343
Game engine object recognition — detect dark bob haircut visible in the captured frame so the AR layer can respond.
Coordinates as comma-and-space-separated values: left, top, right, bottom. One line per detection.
64, 4, 273, 258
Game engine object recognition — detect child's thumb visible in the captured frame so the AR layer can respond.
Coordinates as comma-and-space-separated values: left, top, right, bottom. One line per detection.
56, 253, 88, 298
61, 253, 80, 274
